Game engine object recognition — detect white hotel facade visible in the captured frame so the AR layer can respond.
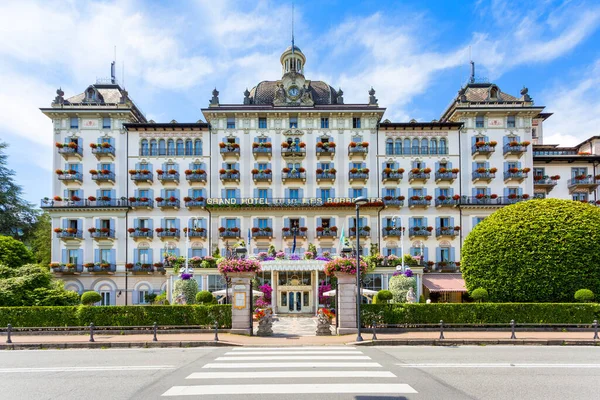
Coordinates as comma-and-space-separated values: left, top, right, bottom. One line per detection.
41, 44, 600, 308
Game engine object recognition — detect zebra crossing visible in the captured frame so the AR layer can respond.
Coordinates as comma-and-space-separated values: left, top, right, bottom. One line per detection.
161, 346, 418, 397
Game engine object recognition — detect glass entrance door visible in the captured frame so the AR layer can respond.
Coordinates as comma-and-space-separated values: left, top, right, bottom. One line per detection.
281, 290, 310, 313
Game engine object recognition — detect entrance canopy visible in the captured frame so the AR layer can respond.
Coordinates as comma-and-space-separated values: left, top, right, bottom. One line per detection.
261, 260, 326, 271
212, 289, 264, 297
322, 288, 379, 297
423, 274, 467, 292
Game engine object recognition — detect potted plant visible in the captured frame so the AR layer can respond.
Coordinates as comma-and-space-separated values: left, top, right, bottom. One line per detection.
490, 194, 498, 199
398, 195, 405, 201
55, 169, 64, 175
490, 167, 498, 173
88, 228, 97, 233
88, 196, 97, 201
452, 194, 460, 200
156, 169, 164, 174
281, 142, 289, 148
218, 227, 226, 233
125, 263, 134, 269
89, 143, 97, 149
168, 169, 177, 175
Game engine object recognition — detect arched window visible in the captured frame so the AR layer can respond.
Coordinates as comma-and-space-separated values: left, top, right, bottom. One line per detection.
167, 139, 175, 155
150, 140, 157, 156
140, 139, 148, 156
439, 138, 447, 154
158, 139, 166, 156
395, 139, 402, 155
386, 139, 394, 155
412, 138, 420, 155
194, 139, 203, 155
430, 138, 437, 155
403, 138, 411, 155
185, 140, 192, 155
421, 138, 428, 155
176, 139, 184, 155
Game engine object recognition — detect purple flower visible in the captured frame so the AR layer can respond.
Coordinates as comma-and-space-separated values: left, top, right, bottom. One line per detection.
315, 256, 331, 261
404, 269, 414, 277
180, 273, 192, 280
289, 254, 301, 260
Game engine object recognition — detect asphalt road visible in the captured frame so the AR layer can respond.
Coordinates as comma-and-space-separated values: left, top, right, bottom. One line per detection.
1, 346, 600, 399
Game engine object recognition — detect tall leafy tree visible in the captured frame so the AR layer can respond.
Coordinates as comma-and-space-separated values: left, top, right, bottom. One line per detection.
31, 212, 51, 266
0, 141, 39, 241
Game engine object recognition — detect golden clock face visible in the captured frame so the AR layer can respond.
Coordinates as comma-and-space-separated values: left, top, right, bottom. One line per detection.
288, 86, 300, 98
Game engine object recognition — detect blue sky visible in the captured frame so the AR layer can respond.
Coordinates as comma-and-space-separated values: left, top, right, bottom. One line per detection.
0, 0, 599, 205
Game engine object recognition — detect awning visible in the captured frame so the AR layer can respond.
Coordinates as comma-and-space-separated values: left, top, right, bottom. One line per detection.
423, 274, 467, 293
212, 289, 264, 297
322, 288, 379, 297
260, 260, 326, 272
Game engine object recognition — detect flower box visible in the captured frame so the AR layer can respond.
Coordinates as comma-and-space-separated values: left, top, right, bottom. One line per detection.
217, 258, 262, 274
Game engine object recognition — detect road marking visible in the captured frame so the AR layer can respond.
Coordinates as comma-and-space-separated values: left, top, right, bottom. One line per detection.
223, 350, 363, 355
0, 365, 176, 373
216, 355, 371, 361
202, 362, 382, 369
186, 370, 397, 379
162, 383, 417, 396
397, 363, 600, 369
230, 346, 355, 351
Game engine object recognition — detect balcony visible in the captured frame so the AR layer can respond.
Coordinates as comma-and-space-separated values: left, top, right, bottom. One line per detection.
219, 228, 241, 238
316, 170, 336, 182
383, 196, 404, 208
505, 194, 531, 204
130, 171, 153, 184
91, 170, 115, 184
252, 143, 272, 159
129, 198, 154, 209
434, 261, 460, 272
129, 229, 153, 240
471, 142, 496, 157
408, 196, 432, 208
435, 171, 458, 183
55, 229, 83, 240
219, 144, 241, 159
382, 228, 404, 238
348, 228, 370, 238
251, 228, 273, 238
282, 228, 308, 238
220, 171, 240, 182
504, 170, 528, 183
348, 170, 369, 183
281, 170, 306, 182
85, 264, 116, 274
184, 197, 206, 208
503, 142, 529, 157
460, 196, 502, 206
316, 143, 336, 159
252, 171, 272, 183
91, 144, 115, 160
472, 170, 496, 183
382, 170, 404, 183
89, 228, 116, 240
156, 198, 180, 210
50, 264, 83, 274
435, 196, 460, 207
316, 228, 338, 238
188, 228, 207, 238
157, 229, 181, 239
157, 171, 180, 184
408, 170, 430, 183
348, 143, 368, 159
567, 175, 600, 193
57, 144, 82, 160
57, 171, 83, 184
534, 175, 559, 193
129, 264, 154, 274
281, 145, 306, 159
185, 171, 207, 183
436, 227, 459, 238
408, 227, 432, 238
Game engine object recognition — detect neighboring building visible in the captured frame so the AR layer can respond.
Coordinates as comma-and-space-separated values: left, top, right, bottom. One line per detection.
41, 44, 600, 307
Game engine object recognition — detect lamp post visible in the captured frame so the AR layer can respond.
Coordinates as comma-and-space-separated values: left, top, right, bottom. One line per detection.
184, 217, 198, 275
353, 196, 368, 342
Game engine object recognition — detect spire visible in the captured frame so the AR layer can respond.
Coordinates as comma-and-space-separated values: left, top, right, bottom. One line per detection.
291, 1, 295, 54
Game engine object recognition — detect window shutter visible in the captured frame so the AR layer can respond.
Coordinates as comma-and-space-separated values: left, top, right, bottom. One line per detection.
77, 219, 82, 231
330, 188, 335, 198
408, 188, 413, 197
450, 217, 455, 227
471, 162, 477, 172
285, 188, 289, 198
436, 247, 441, 262
236, 219, 241, 229
110, 189, 116, 199
435, 188, 440, 198
188, 248, 192, 259
300, 217, 305, 227
448, 161, 452, 169
175, 219, 180, 230
148, 219, 154, 230
134, 250, 139, 265
148, 249, 153, 264
485, 161, 490, 169
267, 189, 273, 199
471, 136, 477, 146
503, 188, 508, 197
424, 217, 428, 226
161, 219, 165, 229
220, 218, 225, 227
435, 217, 440, 228
331, 217, 336, 227
423, 188, 427, 196
518, 187, 523, 196
77, 249, 83, 265
503, 136, 510, 145
95, 219, 100, 229
316, 217, 321, 226
94, 249, 100, 263
175, 189, 180, 198
449, 188, 454, 196
267, 219, 272, 229
235, 189, 240, 200
435, 161, 439, 171
349, 218, 355, 229
174, 249, 180, 257
450, 247, 456, 262
133, 218, 138, 229
299, 188, 304, 198
62, 249, 67, 263
424, 247, 429, 262
518, 161, 522, 169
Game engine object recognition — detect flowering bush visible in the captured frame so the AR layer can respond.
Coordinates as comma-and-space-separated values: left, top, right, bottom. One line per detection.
304, 251, 315, 260
217, 258, 262, 274
289, 254, 302, 260
324, 257, 368, 276
275, 251, 285, 260
318, 282, 332, 305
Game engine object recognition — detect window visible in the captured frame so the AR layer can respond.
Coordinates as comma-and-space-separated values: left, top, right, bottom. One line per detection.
507, 115, 516, 128
352, 162, 362, 169
395, 139, 402, 155
227, 117, 235, 129
440, 247, 450, 262
573, 193, 588, 202
429, 139, 437, 155
352, 188, 363, 198
258, 218, 268, 229
226, 189, 236, 199
138, 189, 149, 198
475, 187, 486, 196
165, 219, 176, 229
258, 117, 267, 129
70, 117, 78, 129
176, 139, 184, 155
68, 249, 79, 264
321, 218, 330, 228
534, 193, 546, 199
167, 139, 175, 155
100, 219, 111, 229
158, 139, 166, 155
258, 189, 268, 199
138, 290, 150, 304
194, 139, 202, 155
102, 117, 111, 129
289, 117, 298, 128
140, 139, 148, 155
413, 217, 424, 227
138, 218, 149, 229
473, 217, 486, 227
258, 137, 268, 144
98, 249, 111, 264
439, 188, 449, 197
412, 138, 420, 154
289, 189, 299, 200
100, 292, 111, 306
532, 127, 538, 139
413, 188, 423, 197
100, 189, 111, 199
150, 140, 158, 155
572, 167, 587, 177
352, 118, 361, 129
225, 219, 236, 229
321, 118, 329, 129
138, 249, 150, 264
475, 116, 484, 128
386, 139, 393, 155
439, 217, 450, 228
207, 276, 225, 292
258, 163, 268, 170
191, 249, 204, 258
320, 189, 331, 202
363, 274, 383, 292
384, 188, 396, 197
439, 138, 447, 154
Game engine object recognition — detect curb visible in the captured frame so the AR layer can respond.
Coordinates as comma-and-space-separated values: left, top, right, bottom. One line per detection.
0, 341, 241, 350
352, 339, 600, 346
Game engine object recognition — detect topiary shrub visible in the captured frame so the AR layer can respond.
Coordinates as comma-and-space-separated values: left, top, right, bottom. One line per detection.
376, 290, 393, 303
80, 291, 102, 305
388, 275, 417, 303
196, 290, 216, 304
574, 289, 595, 303
173, 278, 198, 304
470, 288, 488, 303
462, 199, 600, 302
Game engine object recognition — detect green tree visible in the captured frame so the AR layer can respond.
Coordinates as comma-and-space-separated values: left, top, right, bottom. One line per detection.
0, 141, 39, 241
81, 291, 102, 305
31, 212, 51, 266
0, 235, 34, 268
196, 290, 216, 304
470, 288, 488, 303
462, 199, 600, 302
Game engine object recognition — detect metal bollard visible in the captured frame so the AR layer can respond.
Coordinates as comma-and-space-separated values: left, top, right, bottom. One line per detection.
439, 320, 445, 340
594, 320, 599, 340
372, 320, 377, 341
6, 324, 12, 344
153, 322, 158, 342
89, 323, 95, 342
214, 321, 219, 342
510, 320, 516, 339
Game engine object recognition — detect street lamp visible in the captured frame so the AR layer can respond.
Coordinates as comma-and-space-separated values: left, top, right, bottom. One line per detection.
353, 195, 368, 342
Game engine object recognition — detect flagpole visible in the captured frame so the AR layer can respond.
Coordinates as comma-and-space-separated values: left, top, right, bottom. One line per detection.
399, 217, 405, 272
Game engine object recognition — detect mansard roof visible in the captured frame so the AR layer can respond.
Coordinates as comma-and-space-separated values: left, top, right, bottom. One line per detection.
249, 80, 340, 105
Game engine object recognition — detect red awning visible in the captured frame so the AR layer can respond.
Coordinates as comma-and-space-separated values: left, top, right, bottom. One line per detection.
423, 274, 467, 293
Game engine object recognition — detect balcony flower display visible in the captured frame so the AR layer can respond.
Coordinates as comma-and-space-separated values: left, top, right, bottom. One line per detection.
155, 228, 164, 233
168, 169, 177, 174
53, 196, 63, 201
452, 194, 460, 200
155, 197, 164, 202
156, 169, 164, 174
217, 258, 262, 274
324, 257, 368, 276
126, 263, 134, 269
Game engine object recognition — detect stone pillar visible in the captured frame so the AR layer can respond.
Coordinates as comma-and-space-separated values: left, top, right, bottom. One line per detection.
270, 270, 276, 313
411, 266, 424, 300
228, 272, 254, 335
314, 270, 319, 315
334, 272, 357, 335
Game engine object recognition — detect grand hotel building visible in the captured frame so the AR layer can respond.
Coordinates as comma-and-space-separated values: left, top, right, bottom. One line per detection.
42, 44, 600, 309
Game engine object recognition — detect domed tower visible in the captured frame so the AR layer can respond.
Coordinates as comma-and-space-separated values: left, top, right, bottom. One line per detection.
280, 44, 306, 77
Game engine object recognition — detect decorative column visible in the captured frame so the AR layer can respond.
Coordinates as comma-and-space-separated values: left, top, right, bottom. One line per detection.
228, 272, 255, 335
314, 270, 319, 315
270, 270, 276, 313
411, 266, 424, 300
334, 271, 357, 335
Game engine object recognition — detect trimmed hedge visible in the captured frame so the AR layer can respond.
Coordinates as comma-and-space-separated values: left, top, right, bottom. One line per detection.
0, 305, 231, 328
362, 303, 600, 325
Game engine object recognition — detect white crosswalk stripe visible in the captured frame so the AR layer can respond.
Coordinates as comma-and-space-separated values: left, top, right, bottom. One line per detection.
161, 346, 418, 397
